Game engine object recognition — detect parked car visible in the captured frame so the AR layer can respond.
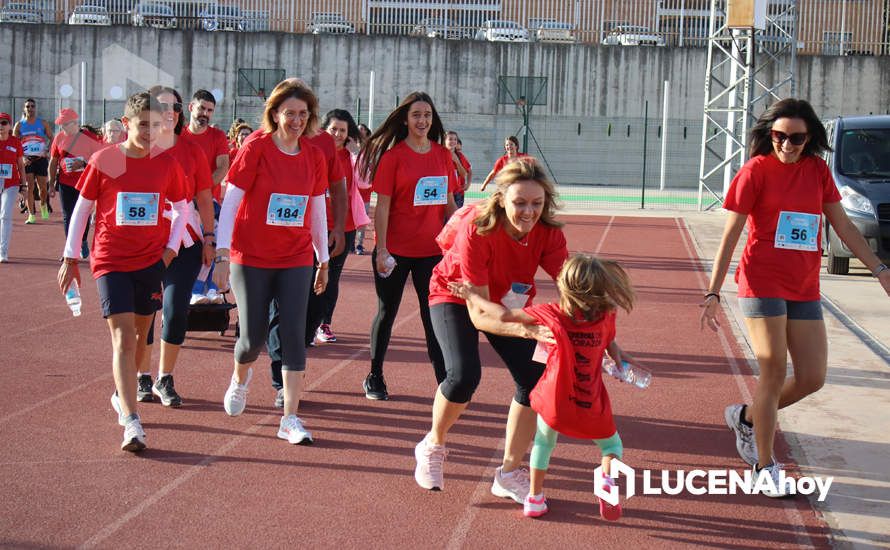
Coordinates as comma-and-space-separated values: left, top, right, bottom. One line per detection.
533, 21, 576, 43
602, 25, 666, 47
411, 17, 465, 40
475, 20, 529, 43
0, 1, 42, 23
307, 12, 354, 34
821, 115, 890, 274
200, 4, 243, 31
68, 3, 111, 26
132, 1, 177, 29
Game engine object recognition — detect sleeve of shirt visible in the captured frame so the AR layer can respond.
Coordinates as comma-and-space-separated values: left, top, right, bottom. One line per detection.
492, 156, 506, 174
312, 147, 328, 197
820, 158, 841, 203
372, 150, 396, 197
15, 139, 23, 159
540, 228, 569, 280
445, 149, 458, 194
215, 131, 229, 160
77, 161, 102, 201
460, 228, 491, 287
327, 148, 345, 184
226, 140, 259, 193
192, 141, 214, 193
722, 161, 759, 215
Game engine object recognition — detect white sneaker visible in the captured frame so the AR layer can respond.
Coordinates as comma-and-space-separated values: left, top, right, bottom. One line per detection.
414, 434, 447, 490
110, 392, 126, 426
190, 293, 208, 305
754, 462, 789, 498
0, 254, 8, 263
224, 368, 253, 416
277, 414, 313, 445
725, 404, 758, 466
491, 466, 530, 504
206, 288, 221, 304
121, 419, 146, 452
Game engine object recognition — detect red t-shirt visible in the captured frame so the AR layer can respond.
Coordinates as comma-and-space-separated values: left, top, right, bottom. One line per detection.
455, 151, 471, 193
163, 137, 214, 244
228, 145, 239, 166
491, 153, 528, 176
226, 134, 328, 269
723, 154, 841, 301
182, 125, 228, 200
525, 303, 617, 440
50, 130, 102, 188
78, 145, 187, 278
329, 147, 356, 232
372, 141, 458, 257
429, 205, 568, 306
0, 136, 24, 189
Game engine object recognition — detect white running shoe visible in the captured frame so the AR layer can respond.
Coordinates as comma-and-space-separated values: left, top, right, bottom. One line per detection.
753, 462, 789, 498
277, 414, 313, 445
121, 419, 146, 452
206, 288, 221, 304
524, 494, 549, 518
491, 466, 530, 504
110, 392, 126, 426
414, 434, 447, 490
725, 404, 758, 466
224, 368, 253, 416
190, 293, 208, 305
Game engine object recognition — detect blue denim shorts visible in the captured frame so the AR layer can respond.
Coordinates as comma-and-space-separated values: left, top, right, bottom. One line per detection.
738, 297, 823, 320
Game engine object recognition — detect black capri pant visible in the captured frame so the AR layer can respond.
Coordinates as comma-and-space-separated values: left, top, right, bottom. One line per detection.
431, 302, 545, 406
230, 263, 312, 372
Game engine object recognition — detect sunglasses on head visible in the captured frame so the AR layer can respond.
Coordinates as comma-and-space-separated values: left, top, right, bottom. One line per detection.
770, 130, 807, 146
160, 102, 183, 113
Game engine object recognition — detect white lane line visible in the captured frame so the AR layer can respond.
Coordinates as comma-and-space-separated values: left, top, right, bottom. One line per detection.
675, 217, 814, 549
79, 308, 421, 549
447, 214, 614, 548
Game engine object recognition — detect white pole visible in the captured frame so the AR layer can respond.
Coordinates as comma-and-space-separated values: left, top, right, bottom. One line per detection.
368, 70, 375, 130
80, 62, 87, 122
660, 79, 669, 191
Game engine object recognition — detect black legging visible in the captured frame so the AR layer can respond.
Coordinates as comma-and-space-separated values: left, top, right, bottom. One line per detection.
370, 247, 445, 383
431, 302, 545, 406
59, 183, 88, 253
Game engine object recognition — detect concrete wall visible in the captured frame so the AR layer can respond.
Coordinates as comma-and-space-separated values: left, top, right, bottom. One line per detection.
2, 25, 889, 187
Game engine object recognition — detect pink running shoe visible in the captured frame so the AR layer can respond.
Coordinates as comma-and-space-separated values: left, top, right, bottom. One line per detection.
523, 494, 549, 518
316, 324, 337, 343
598, 474, 622, 521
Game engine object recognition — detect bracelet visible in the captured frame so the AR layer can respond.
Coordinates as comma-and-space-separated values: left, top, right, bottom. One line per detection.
204, 240, 216, 246
874, 263, 889, 277
63, 257, 78, 265
214, 256, 229, 264
704, 292, 721, 303
203, 231, 215, 237
317, 264, 329, 270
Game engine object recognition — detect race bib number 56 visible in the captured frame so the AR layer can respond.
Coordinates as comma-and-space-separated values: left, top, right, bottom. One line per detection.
774, 211, 819, 251
116, 192, 159, 226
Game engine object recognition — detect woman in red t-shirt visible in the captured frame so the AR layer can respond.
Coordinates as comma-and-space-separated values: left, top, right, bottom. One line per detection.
357, 91, 458, 400
134, 85, 218, 408
212, 78, 330, 445
228, 123, 253, 165
479, 135, 527, 192
0, 112, 26, 262
450, 254, 637, 520
57, 93, 189, 452
702, 98, 890, 495
414, 158, 568, 501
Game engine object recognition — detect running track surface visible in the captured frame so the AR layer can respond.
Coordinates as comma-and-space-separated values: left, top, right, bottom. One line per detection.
0, 214, 831, 549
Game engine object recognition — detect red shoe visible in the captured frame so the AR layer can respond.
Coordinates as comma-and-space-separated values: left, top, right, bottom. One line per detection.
598, 474, 622, 521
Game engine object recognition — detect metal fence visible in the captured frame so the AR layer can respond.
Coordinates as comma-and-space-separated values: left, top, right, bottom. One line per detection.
5, 0, 889, 56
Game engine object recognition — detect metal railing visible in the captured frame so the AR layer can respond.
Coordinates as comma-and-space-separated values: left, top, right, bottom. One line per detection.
2, 0, 888, 54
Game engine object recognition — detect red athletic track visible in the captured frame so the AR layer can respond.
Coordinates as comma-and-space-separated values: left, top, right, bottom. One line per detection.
0, 212, 830, 549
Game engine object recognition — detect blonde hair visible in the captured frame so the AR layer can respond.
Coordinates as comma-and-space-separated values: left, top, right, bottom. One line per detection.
474, 157, 562, 235
261, 78, 318, 136
557, 254, 635, 321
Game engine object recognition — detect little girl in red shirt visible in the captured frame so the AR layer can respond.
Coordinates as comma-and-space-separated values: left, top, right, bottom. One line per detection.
450, 253, 638, 520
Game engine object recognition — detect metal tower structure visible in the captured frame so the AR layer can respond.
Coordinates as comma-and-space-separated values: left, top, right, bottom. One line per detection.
698, 0, 799, 209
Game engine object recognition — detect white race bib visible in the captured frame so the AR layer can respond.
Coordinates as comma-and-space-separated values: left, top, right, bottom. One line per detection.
116, 192, 159, 226
0, 164, 12, 180
413, 176, 448, 206
774, 211, 819, 252
266, 193, 308, 227
63, 156, 86, 173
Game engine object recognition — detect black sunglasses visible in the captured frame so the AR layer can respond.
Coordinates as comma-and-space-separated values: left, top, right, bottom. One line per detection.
160, 102, 183, 113
770, 130, 807, 146
0, 121, 10, 126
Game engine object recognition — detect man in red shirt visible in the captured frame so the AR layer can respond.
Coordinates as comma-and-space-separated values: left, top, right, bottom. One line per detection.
182, 90, 229, 203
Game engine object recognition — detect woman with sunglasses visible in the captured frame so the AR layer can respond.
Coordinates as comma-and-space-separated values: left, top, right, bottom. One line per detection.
136, 85, 217, 407
701, 98, 890, 495
0, 112, 27, 262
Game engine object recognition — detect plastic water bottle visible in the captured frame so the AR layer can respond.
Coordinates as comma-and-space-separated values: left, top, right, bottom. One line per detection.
379, 255, 396, 278
65, 280, 82, 317
602, 357, 651, 389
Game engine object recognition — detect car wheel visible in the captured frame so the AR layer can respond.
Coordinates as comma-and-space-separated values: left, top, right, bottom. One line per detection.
826, 231, 850, 275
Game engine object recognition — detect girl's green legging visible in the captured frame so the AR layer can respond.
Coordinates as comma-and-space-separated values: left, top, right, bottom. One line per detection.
529, 415, 623, 471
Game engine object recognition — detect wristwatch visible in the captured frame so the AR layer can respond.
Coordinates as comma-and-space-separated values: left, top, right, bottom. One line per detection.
214, 255, 229, 264
874, 263, 889, 277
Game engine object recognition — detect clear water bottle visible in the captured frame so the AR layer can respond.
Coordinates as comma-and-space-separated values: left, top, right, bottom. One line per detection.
602, 357, 651, 389
65, 280, 82, 317
379, 255, 396, 278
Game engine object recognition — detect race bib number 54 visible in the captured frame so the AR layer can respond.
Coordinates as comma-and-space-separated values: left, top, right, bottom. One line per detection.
413, 176, 448, 206
116, 192, 159, 226
774, 211, 819, 251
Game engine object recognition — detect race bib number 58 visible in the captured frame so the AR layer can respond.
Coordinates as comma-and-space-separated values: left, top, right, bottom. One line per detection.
116, 192, 159, 226
774, 211, 819, 251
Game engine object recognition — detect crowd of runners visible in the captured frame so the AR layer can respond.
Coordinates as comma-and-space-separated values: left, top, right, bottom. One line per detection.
2, 78, 888, 520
